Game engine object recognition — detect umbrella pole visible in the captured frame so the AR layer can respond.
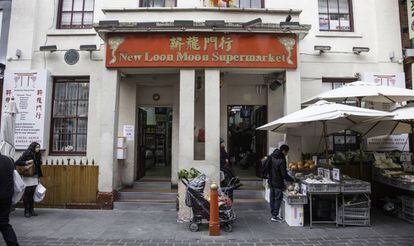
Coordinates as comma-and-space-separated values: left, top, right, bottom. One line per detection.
323, 121, 329, 163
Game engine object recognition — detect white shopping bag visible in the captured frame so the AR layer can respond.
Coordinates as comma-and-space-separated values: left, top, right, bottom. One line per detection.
12, 170, 26, 204
33, 183, 46, 203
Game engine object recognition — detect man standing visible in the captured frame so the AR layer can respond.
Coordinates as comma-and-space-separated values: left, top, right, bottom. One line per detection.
268, 145, 294, 222
0, 154, 19, 245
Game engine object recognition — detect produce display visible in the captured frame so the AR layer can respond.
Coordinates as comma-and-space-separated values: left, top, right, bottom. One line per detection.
374, 158, 401, 170
288, 160, 316, 171
286, 183, 301, 195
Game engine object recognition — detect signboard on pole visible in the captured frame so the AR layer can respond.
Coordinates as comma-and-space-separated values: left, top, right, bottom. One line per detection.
2, 70, 50, 150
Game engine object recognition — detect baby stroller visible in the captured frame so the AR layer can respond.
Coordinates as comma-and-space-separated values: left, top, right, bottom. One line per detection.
181, 174, 236, 232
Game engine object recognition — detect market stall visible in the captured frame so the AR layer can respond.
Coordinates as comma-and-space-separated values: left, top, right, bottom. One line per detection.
258, 100, 391, 227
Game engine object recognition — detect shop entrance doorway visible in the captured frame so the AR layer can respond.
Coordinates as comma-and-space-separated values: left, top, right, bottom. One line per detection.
227, 105, 267, 179
136, 107, 172, 180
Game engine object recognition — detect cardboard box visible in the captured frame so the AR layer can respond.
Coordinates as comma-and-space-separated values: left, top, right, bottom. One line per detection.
283, 202, 304, 227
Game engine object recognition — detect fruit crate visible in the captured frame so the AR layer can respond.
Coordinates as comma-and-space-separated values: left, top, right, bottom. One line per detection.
283, 193, 308, 205
341, 179, 371, 193
401, 196, 414, 207
401, 211, 414, 224
402, 204, 414, 215
338, 207, 370, 219
337, 216, 370, 226
302, 181, 340, 194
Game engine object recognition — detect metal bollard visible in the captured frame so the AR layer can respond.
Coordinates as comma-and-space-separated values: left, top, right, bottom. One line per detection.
209, 183, 220, 236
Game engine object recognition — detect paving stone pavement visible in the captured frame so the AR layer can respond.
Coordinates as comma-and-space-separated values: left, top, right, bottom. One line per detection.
8, 236, 414, 246
2, 208, 414, 246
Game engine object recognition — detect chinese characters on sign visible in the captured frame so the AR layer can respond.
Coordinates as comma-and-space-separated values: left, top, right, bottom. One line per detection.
106, 33, 297, 68
2, 70, 50, 150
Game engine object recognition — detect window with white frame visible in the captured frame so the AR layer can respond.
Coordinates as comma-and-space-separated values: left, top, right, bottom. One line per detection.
140, 0, 176, 7
209, 0, 263, 8
58, 0, 94, 29
318, 0, 353, 31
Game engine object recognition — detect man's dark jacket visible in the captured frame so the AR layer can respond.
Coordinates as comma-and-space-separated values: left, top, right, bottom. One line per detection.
0, 155, 15, 199
268, 149, 294, 189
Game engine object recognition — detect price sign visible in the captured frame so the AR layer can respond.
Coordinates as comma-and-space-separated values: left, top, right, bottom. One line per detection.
312, 156, 318, 166
332, 168, 341, 182
323, 168, 331, 180
317, 168, 324, 177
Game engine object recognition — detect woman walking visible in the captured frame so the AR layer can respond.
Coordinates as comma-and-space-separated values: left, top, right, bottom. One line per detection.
16, 142, 43, 218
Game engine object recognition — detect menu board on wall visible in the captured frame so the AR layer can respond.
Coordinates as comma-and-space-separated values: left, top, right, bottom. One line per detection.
2, 70, 50, 150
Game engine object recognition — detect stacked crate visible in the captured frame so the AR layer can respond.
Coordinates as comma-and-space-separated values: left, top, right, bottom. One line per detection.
338, 194, 371, 226
400, 196, 414, 224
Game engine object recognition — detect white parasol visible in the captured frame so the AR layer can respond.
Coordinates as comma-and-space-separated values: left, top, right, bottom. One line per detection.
303, 81, 414, 105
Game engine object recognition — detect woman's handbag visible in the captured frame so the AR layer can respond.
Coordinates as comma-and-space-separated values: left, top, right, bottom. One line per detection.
12, 170, 26, 204
33, 183, 46, 203
16, 163, 35, 177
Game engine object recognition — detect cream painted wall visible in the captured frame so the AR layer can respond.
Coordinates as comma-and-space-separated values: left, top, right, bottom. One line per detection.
5, 0, 404, 192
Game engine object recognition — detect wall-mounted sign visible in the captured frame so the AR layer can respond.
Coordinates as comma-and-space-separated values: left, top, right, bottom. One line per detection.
408, 0, 414, 39
64, 49, 80, 65
366, 134, 410, 152
2, 70, 50, 150
106, 33, 297, 69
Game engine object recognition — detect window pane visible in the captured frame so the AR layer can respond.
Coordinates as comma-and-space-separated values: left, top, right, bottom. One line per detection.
84, 0, 94, 11
77, 119, 88, 134
154, 0, 165, 7
54, 83, 66, 100
339, 14, 351, 30
319, 14, 329, 30
240, 0, 250, 8
66, 101, 77, 116
329, 14, 340, 30
328, 0, 339, 13
251, 0, 261, 8
72, 13, 83, 27
77, 100, 88, 117
318, 0, 328, 13
62, 0, 73, 11
66, 83, 78, 100
76, 135, 87, 151
53, 100, 66, 117
73, 0, 84, 11
61, 13, 72, 27
78, 83, 89, 100
165, 0, 175, 7
83, 12, 93, 26
338, 0, 350, 14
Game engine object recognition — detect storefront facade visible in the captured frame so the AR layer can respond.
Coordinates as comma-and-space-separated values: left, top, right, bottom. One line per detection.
4, 0, 404, 212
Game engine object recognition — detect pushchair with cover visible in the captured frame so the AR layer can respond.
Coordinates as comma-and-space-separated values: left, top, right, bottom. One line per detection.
182, 174, 236, 232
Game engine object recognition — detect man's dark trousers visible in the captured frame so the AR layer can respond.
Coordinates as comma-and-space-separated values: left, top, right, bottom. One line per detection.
0, 198, 19, 246
270, 187, 283, 218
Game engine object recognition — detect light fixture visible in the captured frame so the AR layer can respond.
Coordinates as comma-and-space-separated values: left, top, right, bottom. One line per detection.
353, 47, 370, 55
98, 20, 119, 27
15, 49, 22, 58
79, 45, 97, 51
39, 45, 58, 52
205, 20, 225, 28
137, 22, 157, 28
173, 20, 194, 27
242, 18, 262, 28
314, 45, 331, 54
269, 80, 283, 91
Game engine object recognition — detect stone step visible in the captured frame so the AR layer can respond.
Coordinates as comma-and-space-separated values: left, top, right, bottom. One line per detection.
113, 200, 176, 211
133, 181, 172, 190
118, 191, 177, 201
239, 179, 264, 188
233, 198, 268, 211
233, 189, 264, 199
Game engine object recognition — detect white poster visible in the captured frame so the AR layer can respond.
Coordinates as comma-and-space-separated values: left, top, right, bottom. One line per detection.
361, 72, 406, 88
408, 0, 414, 39
123, 125, 135, 141
2, 70, 50, 150
366, 134, 410, 152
